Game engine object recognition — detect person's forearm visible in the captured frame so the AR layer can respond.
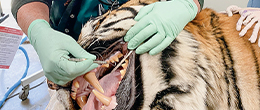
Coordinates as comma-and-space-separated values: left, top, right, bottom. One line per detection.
193, 0, 201, 13
17, 2, 49, 35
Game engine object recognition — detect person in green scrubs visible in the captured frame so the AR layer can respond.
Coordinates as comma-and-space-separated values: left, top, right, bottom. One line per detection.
11, 0, 204, 85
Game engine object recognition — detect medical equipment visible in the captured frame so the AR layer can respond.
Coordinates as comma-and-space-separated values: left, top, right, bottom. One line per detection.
0, 37, 29, 107
19, 69, 44, 100
0, 1, 9, 23
110, 50, 133, 73
0, 36, 45, 108
67, 57, 108, 64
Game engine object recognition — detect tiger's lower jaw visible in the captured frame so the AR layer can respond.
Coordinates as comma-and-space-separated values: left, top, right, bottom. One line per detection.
70, 39, 138, 110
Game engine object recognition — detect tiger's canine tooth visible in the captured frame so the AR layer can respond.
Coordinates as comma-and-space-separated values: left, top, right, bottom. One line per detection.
76, 95, 87, 108
92, 89, 112, 106
84, 72, 105, 93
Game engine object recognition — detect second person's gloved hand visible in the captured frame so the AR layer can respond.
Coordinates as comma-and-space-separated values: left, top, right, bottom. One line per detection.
225, 5, 242, 16
237, 8, 260, 46
28, 19, 99, 85
226, 5, 260, 47
124, 0, 198, 55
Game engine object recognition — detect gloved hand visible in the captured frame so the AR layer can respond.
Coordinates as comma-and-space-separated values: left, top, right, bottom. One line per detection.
226, 5, 260, 47
124, 0, 198, 55
28, 19, 99, 85
225, 5, 242, 16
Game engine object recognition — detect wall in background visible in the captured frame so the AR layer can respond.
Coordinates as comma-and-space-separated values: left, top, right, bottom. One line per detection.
1, 0, 250, 12
204, 0, 249, 12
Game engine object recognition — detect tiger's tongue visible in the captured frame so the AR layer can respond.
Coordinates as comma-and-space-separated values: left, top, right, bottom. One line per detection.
83, 70, 121, 110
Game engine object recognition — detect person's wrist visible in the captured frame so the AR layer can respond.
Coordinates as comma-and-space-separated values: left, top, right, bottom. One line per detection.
183, 0, 198, 18
169, 0, 198, 21
27, 19, 51, 39
193, 0, 201, 12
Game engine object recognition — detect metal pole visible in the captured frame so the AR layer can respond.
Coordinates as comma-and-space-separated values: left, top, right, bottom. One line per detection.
0, 1, 3, 15
0, 0, 9, 23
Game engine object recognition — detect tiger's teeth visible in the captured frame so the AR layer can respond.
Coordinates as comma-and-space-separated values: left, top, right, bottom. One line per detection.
76, 95, 87, 108
117, 53, 123, 59
71, 81, 80, 100
101, 106, 105, 110
101, 60, 110, 67
101, 64, 109, 68
92, 89, 112, 106
110, 56, 119, 63
114, 57, 119, 62
110, 53, 123, 63
84, 72, 104, 93
122, 63, 128, 69
74, 81, 80, 88
110, 57, 119, 63
120, 69, 126, 79
70, 92, 77, 100
122, 59, 128, 69
110, 59, 115, 63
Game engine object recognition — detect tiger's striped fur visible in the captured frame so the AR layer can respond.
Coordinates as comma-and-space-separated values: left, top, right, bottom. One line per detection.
74, 0, 260, 110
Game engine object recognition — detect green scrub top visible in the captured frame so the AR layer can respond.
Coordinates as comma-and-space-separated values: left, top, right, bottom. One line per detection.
50, 0, 127, 40
12, 0, 204, 40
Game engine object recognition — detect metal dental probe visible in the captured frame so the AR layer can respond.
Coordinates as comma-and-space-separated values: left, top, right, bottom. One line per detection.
66, 57, 107, 64
110, 50, 133, 74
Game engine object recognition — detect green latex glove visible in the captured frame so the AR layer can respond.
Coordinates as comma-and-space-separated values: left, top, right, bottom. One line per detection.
28, 19, 99, 85
124, 0, 198, 55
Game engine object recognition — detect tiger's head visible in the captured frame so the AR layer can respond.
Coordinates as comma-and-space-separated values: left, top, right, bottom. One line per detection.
47, 0, 260, 110
75, 5, 145, 110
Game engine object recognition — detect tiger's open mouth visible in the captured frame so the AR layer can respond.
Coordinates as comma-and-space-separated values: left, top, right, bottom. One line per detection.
70, 38, 136, 109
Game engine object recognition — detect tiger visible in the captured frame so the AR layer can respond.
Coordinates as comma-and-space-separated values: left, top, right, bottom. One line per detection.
46, 0, 260, 109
